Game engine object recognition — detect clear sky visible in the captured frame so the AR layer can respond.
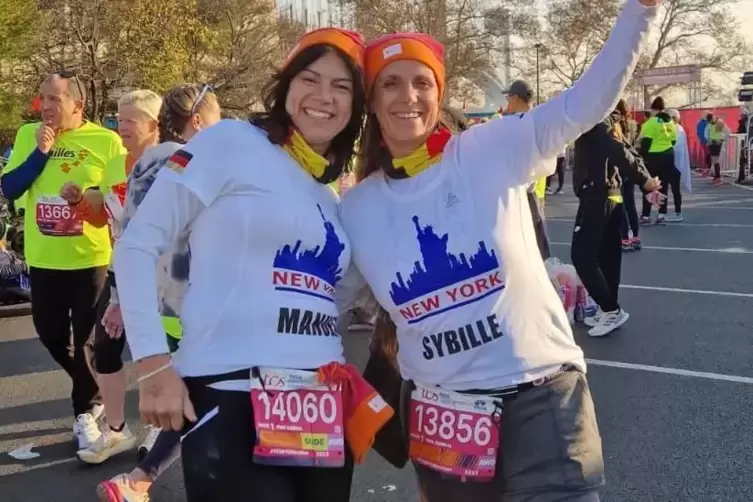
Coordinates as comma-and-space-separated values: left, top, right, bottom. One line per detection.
738, 0, 753, 44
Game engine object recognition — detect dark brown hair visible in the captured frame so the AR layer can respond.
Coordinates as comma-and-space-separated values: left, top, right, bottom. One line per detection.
159, 84, 219, 144
250, 44, 366, 178
650, 96, 665, 111
615, 98, 629, 118
356, 106, 459, 182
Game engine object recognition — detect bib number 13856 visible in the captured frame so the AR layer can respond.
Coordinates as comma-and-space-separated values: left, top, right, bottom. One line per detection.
250, 367, 345, 468
409, 384, 502, 481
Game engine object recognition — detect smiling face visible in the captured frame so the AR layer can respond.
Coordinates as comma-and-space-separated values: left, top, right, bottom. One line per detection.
371, 60, 440, 158
285, 50, 354, 155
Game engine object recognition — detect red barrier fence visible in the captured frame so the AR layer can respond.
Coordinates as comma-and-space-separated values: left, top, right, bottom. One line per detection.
635, 106, 742, 168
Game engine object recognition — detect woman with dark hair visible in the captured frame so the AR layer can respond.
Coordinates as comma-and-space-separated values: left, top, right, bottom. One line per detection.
336, 0, 662, 500
639, 96, 677, 224
113, 29, 371, 501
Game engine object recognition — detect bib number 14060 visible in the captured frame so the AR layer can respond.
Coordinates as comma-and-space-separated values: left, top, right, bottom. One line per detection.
250, 367, 345, 468
256, 391, 338, 425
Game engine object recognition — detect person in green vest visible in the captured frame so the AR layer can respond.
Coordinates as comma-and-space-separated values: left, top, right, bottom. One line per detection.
705, 115, 728, 185
639, 96, 677, 224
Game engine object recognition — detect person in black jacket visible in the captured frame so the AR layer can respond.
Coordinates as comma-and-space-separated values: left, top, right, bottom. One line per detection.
571, 104, 662, 337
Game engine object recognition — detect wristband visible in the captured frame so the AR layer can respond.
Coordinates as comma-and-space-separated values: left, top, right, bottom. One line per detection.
137, 362, 173, 384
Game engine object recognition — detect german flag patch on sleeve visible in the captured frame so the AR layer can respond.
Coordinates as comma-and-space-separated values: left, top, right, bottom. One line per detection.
166, 150, 193, 173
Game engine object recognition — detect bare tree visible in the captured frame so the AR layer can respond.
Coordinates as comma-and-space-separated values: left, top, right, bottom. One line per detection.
508, 0, 619, 95
638, 0, 751, 106
346, 0, 503, 103
190, 0, 298, 114
32, 0, 202, 120
543, 0, 619, 87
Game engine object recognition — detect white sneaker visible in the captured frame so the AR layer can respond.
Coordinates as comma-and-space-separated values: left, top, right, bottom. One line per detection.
137, 425, 162, 460
73, 412, 103, 450
665, 213, 684, 223
583, 308, 603, 328
78, 424, 138, 464
97, 474, 151, 502
91, 404, 105, 421
588, 309, 630, 337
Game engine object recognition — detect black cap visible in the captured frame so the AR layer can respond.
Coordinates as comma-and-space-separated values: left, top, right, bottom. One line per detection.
504, 80, 534, 103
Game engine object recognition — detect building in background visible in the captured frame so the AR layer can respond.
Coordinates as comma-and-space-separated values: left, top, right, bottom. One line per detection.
277, 0, 346, 27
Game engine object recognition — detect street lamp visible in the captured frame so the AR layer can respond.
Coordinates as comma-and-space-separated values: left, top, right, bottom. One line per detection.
534, 43, 543, 104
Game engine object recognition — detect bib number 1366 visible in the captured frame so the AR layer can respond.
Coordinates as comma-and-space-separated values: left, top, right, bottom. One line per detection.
409, 385, 501, 481
36, 196, 83, 237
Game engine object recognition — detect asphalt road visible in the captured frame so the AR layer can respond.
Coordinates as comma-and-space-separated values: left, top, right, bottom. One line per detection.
2, 173, 753, 501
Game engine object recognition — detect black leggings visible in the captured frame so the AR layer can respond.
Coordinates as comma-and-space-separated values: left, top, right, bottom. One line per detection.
180, 373, 354, 502
571, 197, 623, 313
641, 151, 674, 217
667, 166, 682, 214
621, 181, 639, 239
91, 275, 126, 374
30, 266, 107, 416
546, 157, 566, 191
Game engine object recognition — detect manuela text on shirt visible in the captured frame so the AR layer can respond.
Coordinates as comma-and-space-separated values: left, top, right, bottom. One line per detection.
421, 314, 503, 360
277, 307, 339, 337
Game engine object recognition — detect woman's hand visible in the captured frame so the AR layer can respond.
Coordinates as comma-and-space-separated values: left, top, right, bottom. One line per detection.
59, 182, 83, 204
137, 355, 197, 431
82, 189, 106, 212
101, 302, 124, 339
645, 190, 666, 207
642, 176, 661, 192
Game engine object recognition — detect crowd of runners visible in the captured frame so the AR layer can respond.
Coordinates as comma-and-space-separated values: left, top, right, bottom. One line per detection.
0, 0, 701, 500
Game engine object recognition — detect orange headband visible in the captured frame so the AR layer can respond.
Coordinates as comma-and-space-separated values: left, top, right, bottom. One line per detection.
364, 33, 446, 99
284, 28, 365, 69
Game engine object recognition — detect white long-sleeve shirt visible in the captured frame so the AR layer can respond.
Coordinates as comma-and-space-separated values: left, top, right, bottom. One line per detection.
674, 124, 692, 193
114, 121, 350, 376
336, 0, 659, 390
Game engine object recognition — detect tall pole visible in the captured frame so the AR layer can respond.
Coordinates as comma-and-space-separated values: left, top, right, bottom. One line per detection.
535, 43, 542, 105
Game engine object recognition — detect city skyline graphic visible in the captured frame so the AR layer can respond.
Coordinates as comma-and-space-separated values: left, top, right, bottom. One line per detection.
273, 204, 344, 287
390, 215, 499, 305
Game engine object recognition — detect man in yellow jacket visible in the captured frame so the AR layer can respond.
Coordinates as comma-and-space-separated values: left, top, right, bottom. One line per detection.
0, 72, 125, 449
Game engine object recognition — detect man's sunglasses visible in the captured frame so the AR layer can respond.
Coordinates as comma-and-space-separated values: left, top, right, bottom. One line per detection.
55, 70, 85, 102
190, 84, 214, 115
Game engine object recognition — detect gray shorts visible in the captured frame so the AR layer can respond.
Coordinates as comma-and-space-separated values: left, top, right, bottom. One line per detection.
410, 369, 604, 502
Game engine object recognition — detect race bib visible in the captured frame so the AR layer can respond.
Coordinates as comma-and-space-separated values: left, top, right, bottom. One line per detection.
35, 196, 83, 237
409, 384, 502, 481
250, 367, 345, 468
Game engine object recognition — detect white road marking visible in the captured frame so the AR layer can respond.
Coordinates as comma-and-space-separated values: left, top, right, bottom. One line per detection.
683, 206, 753, 210
619, 283, 753, 298
683, 198, 753, 208
550, 241, 753, 254
586, 359, 753, 384
0, 456, 77, 476
547, 218, 753, 228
